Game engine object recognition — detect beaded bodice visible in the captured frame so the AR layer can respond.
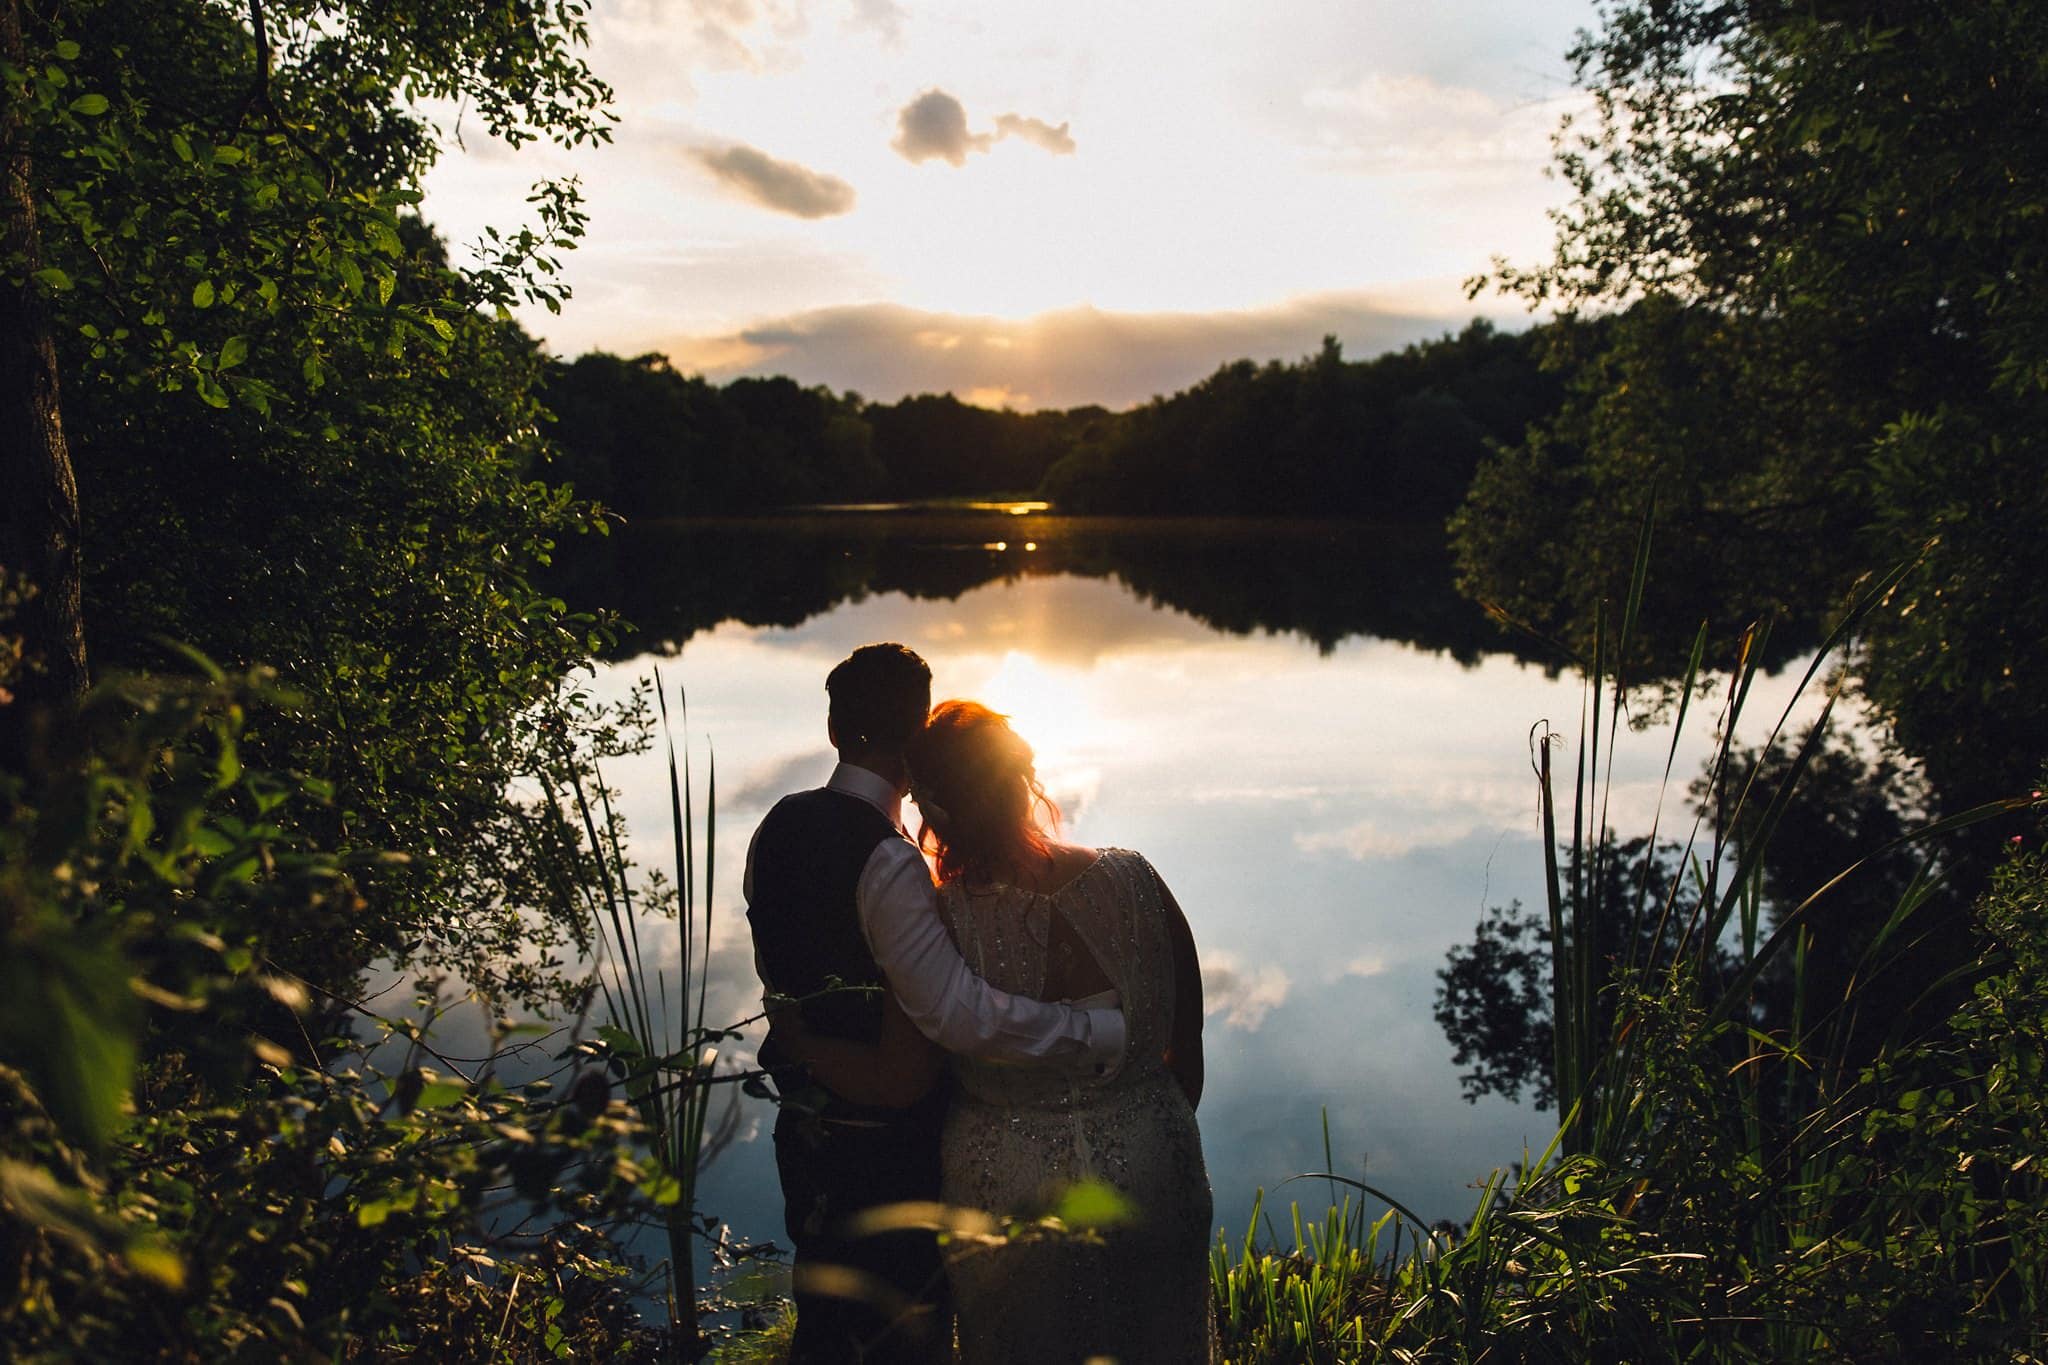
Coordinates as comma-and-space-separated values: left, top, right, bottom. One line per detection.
938, 848, 1174, 1105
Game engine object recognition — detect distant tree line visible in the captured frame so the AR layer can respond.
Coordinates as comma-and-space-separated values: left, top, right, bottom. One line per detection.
537, 319, 1558, 521
1043, 323, 1558, 517
538, 358, 1117, 511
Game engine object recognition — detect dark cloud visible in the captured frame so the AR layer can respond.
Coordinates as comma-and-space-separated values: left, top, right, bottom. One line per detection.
892, 89, 989, 166
692, 143, 857, 219
993, 113, 1076, 155
893, 91, 1074, 165
663, 295, 1473, 410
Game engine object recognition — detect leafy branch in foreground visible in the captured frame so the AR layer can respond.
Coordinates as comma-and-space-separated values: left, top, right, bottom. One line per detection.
0, 660, 670, 1361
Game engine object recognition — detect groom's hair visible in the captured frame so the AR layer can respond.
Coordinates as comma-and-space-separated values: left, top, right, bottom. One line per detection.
826, 643, 932, 754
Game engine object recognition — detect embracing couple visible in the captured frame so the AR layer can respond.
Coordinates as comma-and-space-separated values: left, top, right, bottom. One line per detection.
745, 643, 1213, 1363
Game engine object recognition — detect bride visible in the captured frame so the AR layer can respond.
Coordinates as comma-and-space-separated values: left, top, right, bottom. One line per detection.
788, 700, 1214, 1362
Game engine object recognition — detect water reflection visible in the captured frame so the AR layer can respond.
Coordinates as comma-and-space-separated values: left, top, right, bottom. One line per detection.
564, 513, 1536, 664
547, 525, 1844, 1275
345, 509, 1854, 1317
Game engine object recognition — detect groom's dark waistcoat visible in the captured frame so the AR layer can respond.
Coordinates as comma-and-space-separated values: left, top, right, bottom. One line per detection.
747, 787, 946, 1131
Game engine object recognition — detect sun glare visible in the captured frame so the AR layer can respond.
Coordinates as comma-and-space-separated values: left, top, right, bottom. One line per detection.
971, 650, 1106, 773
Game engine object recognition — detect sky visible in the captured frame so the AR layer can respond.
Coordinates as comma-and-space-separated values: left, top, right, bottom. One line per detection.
421, 0, 1599, 410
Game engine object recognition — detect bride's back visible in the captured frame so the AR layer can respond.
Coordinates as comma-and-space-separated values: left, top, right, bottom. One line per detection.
941, 847, 1179, 1106
914, 701, 1214, 1361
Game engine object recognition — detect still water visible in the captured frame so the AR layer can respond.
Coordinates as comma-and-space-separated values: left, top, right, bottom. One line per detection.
555, 507, 1831, 1273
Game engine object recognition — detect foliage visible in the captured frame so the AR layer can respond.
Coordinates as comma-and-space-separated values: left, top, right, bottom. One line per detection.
1433, 900, 1554, 1110
1464, 0, 2048, 814
1421, 523, 2037, 1353
1449, 301, 1863, 675
1230, 829, 2048, 1361
866, 391, 1107, 499
1316, 542, 2048, 1360
1044, 323, 1559, 518
0, 663, 671, 1361
537, 321, 1557, 522
6, 0, 647, 1008
542, 356, 882, 513
538, 352, 1104, 515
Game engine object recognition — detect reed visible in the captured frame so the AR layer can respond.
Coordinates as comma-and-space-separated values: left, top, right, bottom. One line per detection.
558, 665, 740, 1362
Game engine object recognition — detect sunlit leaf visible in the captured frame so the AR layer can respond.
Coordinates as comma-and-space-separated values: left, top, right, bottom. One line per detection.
1053, 1180, 1136, 1229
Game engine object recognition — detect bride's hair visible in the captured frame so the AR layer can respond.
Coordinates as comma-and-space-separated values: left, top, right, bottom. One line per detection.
907, 700, 1060, 885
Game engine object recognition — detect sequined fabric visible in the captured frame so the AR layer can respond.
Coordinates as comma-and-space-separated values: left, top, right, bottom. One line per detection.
938, 849, 1215, 1364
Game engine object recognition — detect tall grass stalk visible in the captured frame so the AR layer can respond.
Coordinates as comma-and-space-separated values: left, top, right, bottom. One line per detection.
560, 666, 735, 1362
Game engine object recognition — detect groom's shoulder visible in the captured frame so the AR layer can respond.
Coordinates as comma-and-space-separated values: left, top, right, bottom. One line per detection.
758, 784, 835, 825
752, 785, 870, 841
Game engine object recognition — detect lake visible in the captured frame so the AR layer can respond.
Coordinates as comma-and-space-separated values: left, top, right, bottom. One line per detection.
545, 505, 1837, 1287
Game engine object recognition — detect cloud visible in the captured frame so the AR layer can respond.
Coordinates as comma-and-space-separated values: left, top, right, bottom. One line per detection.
1301, 73, 1586, 172
846, 0, 906, 43
691, 143, 857, 219
1337, 953, 1389, 981
659, 293, 1476, 410
993, 113, 1076, 155
893, 89, 1075, 165
1202, 951, 1291, 1031
893, 89, 990, 166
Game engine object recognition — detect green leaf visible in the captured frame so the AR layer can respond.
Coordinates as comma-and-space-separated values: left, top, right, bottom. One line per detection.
337, 256, 365, 297
356, 1196, 403, 1228
192, 278, 215, 309
194, 373, 230, 408
32, 267, 71, 291
170, 131, 193, 162
68, 93, 108, 116
0, 933, 139, 1148
122, 1242, 187, 1291
414, 1079, 467, 1109
212, 145, 245, 165
218, 336, 249, 370
1053, 1179, 1136, 1229
54, 40, 81, 59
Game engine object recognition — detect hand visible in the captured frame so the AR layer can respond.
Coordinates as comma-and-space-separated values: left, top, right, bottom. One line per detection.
766, 1001, 815, 1062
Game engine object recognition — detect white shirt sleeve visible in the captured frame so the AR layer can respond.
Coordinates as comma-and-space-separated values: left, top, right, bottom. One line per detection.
857, 836, 1126, 1073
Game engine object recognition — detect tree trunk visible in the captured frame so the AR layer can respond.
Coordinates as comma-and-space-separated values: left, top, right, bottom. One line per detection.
0, 0, 88, 776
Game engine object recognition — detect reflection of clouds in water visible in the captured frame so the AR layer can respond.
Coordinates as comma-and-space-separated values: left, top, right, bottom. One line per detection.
727, 746, 836, 809
1337, 952, 1389, 980
1294, 817, 1476, 861
1202, 951, 1291, 1031
572, 563, 1862, 1251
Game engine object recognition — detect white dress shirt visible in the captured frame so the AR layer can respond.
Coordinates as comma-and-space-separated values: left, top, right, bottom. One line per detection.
746, 762, 1125, 1073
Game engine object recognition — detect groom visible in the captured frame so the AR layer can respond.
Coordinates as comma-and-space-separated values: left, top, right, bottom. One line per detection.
745, 642, 1124, 1364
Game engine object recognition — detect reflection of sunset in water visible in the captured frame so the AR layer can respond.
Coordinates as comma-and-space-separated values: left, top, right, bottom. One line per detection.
968, 651, 1107, 771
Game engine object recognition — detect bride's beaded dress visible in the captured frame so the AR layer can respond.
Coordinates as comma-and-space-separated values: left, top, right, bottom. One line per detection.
936, 849, 1215, 1363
